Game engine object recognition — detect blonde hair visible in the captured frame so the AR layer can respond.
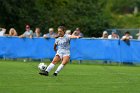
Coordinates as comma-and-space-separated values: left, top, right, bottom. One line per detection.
49, 28, 54, 32
9, 28, 17, 36
102, 31, 108, 38
65, 30, 71, 35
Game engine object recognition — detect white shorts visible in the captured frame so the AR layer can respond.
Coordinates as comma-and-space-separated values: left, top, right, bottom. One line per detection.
56, 50, 70, 59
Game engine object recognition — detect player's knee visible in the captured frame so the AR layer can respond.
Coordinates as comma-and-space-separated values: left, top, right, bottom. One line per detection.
52, 61, 58, 64
62, 61, 69, 65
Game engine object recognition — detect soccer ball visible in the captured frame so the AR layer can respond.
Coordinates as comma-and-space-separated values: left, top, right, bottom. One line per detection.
38, 63, 47, 71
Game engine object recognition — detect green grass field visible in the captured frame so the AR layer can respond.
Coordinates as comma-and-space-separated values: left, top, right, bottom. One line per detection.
0, 60, 140, 93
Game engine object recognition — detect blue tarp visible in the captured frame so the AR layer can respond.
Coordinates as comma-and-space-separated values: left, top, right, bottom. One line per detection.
0, 37, 140, 62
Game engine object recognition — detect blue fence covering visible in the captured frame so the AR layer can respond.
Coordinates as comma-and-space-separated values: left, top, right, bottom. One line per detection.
0, 37, 140, 63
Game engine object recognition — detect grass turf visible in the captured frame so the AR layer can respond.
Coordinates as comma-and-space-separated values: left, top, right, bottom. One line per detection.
0, 61, 140, 93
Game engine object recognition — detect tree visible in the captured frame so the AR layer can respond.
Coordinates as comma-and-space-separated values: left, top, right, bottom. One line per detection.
0, 0, 111, 37
0, 0, 39, 34
35, 0, 110, 37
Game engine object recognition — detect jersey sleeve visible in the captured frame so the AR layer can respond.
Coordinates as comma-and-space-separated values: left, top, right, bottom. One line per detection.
65, 34, 71, 40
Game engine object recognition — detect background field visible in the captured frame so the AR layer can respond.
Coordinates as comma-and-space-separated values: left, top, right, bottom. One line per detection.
0, 60, 140, 93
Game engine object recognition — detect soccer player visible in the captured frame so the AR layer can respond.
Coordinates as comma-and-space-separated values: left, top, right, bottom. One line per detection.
39, 26, 80, 76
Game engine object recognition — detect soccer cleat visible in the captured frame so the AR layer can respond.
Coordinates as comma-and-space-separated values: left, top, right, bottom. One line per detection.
53, 73, 57, 76
39, 71, 49, 76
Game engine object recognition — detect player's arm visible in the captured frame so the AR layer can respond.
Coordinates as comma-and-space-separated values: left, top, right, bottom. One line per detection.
54, 43, 57, 52
69, 35, 80, 38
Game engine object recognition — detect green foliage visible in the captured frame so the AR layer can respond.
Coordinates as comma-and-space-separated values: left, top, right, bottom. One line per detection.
0, 0, 110, 36
103, 0, 140, 29
34, 0, 111, 36
0, 0, 39, 34
1, 0, 140, 36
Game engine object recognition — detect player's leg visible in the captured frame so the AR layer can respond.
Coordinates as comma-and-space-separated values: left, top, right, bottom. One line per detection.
53, 56, 70, 76
45, 55, 61, 72
39, 55, 61, 76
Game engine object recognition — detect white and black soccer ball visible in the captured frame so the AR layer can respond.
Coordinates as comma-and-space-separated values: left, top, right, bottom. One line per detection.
38, 63, 47, 71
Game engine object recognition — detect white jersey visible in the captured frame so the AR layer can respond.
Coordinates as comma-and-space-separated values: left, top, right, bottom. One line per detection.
55, 34, 70, 58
